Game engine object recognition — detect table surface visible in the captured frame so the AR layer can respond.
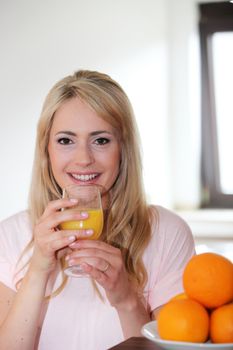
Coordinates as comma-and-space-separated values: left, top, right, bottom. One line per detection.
108, 337, 161, 349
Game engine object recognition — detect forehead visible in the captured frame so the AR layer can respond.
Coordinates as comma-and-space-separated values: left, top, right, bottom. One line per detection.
51, 97, 115, 134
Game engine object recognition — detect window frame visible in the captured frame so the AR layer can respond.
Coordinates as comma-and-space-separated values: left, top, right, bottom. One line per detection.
199, 1, 233, 208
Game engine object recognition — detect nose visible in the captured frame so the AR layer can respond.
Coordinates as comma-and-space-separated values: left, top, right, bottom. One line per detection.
74, 143, 94, 167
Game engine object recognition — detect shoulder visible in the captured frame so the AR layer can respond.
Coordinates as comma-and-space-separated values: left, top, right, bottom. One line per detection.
145, 205, 195, 274
0, 211, 32, 290
150, 205, 193, 237
0, 211, 32, 248
144, 206, 195, 311
147, 205, 195, 255
0, 210, 31, 231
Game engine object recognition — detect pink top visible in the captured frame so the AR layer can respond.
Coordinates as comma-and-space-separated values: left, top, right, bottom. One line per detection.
0, 206, 195, 350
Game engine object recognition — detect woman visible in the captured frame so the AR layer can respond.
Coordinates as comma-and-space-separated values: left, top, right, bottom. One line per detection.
0, 70, 195, 350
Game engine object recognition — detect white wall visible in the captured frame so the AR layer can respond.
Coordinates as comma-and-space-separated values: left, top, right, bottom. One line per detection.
0, 0, 201, 221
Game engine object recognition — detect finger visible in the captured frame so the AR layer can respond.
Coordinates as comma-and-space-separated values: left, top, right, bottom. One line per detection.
40, 198, 79, 220
101, 261, 110, 273
56, 247, 72, 260
40, 210, 89, 233
35, 234, 76, 258
45, 228, 94, 251
49, 234, 77, 251
81, 263, 109, 285
68, 239, 119, 255
51, 228, 93, 240
63, 229, 94, 240
67, 247, 118, 267
65, 256, 99, 268
65, 254, 111, 274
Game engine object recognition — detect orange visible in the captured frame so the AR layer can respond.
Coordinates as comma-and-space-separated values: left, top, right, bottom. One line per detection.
170, 292, 188, 301
210, 303, 233, 343
183, 253, 233, 308
157, 299, 209, 343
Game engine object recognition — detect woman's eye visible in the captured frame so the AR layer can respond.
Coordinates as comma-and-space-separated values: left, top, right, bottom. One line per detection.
57, 137, 72, 145
94, 137, 110, 145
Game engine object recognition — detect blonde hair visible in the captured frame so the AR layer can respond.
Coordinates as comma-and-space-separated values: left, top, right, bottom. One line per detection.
20, 70, 153, 293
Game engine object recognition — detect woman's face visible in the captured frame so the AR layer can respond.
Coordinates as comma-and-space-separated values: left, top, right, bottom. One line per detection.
48, 97, 121, 197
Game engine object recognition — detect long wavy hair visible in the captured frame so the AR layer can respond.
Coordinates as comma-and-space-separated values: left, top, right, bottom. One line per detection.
18, 70, 153, 294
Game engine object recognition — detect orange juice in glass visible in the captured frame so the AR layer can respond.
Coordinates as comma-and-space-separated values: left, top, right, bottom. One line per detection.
59, 208, 103, 240
60, 184, 103, 277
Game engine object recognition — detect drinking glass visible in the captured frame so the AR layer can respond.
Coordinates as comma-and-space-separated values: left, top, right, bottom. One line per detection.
59, 184, 103, 277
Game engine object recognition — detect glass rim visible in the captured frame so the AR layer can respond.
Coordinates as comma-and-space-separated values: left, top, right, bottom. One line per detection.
62, 184, 103, 199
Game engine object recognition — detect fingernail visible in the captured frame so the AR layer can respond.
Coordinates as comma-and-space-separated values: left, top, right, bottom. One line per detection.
86, 229, 93, 236
70, 198, 78, 203
68, 259, 75, 266
65, 255, 70, 261
71, 241, 80, 248
68, 235, 76, 241
80, 211, 88, 218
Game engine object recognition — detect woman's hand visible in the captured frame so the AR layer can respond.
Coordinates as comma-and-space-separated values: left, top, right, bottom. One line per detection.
30, 199, 93, 275
65, 240, 138, 308
66, 240, 151, 338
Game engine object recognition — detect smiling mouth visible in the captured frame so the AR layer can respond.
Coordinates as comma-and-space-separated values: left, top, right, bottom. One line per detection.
69, 173, 99, 182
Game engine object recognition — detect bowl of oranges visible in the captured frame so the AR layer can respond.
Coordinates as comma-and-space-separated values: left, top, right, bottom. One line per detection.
142, 252, 233, 350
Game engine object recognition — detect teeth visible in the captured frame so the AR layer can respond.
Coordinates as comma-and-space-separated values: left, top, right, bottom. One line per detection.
71, 173, 98, 181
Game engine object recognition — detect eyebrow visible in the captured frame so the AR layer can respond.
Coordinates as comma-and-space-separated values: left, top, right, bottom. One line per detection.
55, 130, 113, 136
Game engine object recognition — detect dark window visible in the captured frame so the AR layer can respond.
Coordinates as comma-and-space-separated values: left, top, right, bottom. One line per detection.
199, 1, 233, 208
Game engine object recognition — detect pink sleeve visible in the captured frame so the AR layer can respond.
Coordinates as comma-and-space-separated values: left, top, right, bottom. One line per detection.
146, 208, 196, 312
0, 223, 16, 290
0, 212, 31, 291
